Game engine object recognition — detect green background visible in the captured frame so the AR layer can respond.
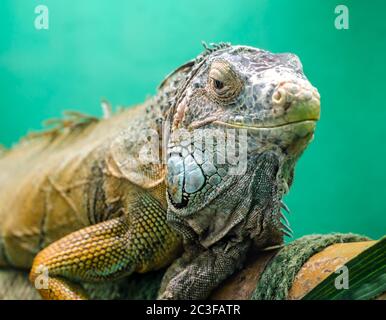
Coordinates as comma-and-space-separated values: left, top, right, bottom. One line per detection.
0, 0, 385, 240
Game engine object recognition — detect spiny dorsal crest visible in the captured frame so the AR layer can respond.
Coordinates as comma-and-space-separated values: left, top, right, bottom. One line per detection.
196, 41, 232, 64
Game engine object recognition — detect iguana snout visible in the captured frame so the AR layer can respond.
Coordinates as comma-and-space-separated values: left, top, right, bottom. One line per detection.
271, 79, 320, 122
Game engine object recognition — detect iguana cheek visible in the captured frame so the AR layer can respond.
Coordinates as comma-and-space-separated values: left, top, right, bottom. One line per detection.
167, 153, 206, 207
167, 154, 184, 204
183, 155, 205, 193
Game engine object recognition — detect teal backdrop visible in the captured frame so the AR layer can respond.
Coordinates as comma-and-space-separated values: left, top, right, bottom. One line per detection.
0, 1, 385, 240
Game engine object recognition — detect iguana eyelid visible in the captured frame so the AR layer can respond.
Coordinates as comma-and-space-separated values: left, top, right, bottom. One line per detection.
207, 59, 243, 103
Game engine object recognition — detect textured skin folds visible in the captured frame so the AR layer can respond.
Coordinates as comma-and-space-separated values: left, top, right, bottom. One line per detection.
0, 43, 320, 299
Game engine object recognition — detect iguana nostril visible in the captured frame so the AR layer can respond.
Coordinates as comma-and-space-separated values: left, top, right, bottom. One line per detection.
272, 88, 286, 106
272, 81, 320, 110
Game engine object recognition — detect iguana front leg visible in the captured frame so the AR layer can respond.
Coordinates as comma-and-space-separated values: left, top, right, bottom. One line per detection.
29, 191, 181, 300
29, 216, 134, 299
158, 239, 251, 300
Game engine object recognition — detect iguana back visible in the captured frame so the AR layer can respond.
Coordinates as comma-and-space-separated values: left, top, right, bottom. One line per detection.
0, 104, 175, 269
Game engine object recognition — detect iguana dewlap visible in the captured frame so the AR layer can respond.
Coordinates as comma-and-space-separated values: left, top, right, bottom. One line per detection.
0, 43, 320, 299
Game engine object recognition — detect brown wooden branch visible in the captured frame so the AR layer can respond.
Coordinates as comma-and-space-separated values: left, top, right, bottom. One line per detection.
0, 240, 383, 300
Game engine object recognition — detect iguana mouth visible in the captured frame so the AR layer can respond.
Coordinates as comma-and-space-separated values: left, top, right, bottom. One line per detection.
212, 118, 318, 130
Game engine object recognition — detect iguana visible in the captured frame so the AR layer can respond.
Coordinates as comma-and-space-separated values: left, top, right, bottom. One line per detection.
0, 43, 320, 300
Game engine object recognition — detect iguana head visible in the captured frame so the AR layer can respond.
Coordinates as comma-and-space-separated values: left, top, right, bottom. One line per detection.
163, 43, 320, 247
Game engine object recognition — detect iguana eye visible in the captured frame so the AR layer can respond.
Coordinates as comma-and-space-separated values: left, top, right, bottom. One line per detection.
208, 60, 243, 103
213, 79, 224, 90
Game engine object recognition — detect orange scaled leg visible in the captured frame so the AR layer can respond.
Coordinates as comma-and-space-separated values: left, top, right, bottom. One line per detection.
29, 216, 134, 300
